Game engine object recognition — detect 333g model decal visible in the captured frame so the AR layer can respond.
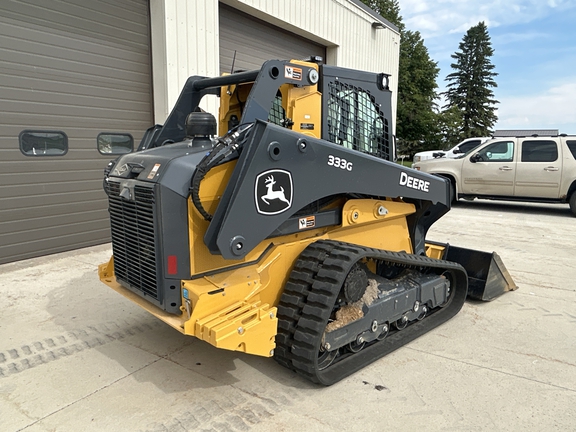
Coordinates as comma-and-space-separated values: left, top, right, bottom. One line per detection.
327, 154, 353, 171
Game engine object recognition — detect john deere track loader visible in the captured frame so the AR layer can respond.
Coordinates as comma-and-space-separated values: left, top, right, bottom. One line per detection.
99, 58, 516, 385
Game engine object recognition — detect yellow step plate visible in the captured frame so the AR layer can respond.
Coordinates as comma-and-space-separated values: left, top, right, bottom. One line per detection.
195, 301, 277, 357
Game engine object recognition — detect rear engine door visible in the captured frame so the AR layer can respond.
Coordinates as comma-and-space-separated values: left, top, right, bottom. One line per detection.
514, 139, 561, 198
461, 140, 516, 196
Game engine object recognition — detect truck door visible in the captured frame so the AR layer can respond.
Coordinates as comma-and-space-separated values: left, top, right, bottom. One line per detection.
461, 140, 516, 196
514, 139, 561, 198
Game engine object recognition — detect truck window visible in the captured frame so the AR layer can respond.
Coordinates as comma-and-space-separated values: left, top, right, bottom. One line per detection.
459, 140, 481, 153
476, 141, 514, 162
521, 140, 558, 162
566, 140, 576, 159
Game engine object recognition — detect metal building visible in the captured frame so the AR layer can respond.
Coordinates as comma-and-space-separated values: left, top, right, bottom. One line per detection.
0, 0, 399, 264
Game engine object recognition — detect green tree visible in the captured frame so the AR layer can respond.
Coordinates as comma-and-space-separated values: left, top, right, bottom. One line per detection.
397, 30, 440, 151
360, 0, 440, 155
360, 0, 404, 31
444, 22, 498, 137
436, 105, 464, 148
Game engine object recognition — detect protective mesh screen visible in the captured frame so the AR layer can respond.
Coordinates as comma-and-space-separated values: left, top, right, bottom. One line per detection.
326, 81, 390, 159
268, 94, 286, 126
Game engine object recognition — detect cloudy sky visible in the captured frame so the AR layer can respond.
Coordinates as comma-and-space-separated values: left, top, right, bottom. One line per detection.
398, 0, 576, 134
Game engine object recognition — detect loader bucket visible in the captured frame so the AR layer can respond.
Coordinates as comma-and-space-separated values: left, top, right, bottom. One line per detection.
426, 242, 518, 301
442, 245, 518, 301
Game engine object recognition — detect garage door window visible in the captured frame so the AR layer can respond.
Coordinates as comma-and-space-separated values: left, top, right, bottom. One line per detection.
97, 133, 134, 155
521, 140, 558, 162
19, 130, 68, 156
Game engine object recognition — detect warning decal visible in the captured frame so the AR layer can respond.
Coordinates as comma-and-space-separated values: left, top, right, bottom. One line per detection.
285, 66, 302, 81
298, 216, 316, 230
147, 163, 161, 179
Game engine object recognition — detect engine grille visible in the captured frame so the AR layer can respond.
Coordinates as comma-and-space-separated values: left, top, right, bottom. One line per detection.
107, 181, 159, 299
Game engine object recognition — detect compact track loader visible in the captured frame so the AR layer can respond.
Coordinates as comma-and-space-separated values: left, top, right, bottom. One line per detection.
99, 59, 517, 385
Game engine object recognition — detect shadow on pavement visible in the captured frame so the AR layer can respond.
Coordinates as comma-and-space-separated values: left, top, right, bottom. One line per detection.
454, 199, 572, 218
41, 271, 314, 393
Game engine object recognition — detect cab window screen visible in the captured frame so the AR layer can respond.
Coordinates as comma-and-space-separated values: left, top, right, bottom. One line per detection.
267, 92, 286, 127
326, 81, 389, 159
521, 140, 558, 162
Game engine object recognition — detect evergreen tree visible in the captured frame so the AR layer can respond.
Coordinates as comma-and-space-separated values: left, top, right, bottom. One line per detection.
359, 0, 440, 155
397, 30, 440, 151
444, 22, 498, 137
436, 105, 464, 148
360, 0, 404, 31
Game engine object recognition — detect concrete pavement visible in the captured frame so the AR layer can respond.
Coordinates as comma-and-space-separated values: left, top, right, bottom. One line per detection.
1, 200, 575, 431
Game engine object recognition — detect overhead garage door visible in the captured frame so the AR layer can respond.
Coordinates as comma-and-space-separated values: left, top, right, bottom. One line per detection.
219, 4, 326, 74
0, 0, 152, 265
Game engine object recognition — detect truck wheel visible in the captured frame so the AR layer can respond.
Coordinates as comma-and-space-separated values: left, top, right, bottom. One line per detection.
570, 193, 576, 216
449, 182, 456, 204
437, 175, 456, 204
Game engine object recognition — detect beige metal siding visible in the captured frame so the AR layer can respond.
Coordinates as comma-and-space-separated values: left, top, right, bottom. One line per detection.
0, 0, 152, 264
151, 0, 399, 126
150, 0, 221, 123
221, 0, 400, 127
219, 4, 326, 73
220, 0, 400, 74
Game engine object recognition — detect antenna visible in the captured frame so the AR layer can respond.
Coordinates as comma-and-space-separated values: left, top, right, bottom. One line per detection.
226, 50, 237, 95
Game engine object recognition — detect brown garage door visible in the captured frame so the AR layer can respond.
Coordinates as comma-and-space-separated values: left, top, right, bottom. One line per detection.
219, 4, 326, 74
0, 0, 152, 264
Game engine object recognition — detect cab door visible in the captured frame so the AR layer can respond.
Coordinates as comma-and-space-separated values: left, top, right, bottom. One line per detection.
514, 139, 561, 198
461, 140, 516, 196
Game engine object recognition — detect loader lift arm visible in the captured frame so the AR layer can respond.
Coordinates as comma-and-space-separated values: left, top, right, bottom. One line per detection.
204, 119, 451, 260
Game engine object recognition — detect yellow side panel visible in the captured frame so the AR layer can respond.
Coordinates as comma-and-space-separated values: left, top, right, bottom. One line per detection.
179, 199, 416, 356
217, 60, 321, 138
334, 199, 415, 253
289, 90, 322, 138
188, 160, 273, 274
218, 82, 253, 136
284, 60, 321, 138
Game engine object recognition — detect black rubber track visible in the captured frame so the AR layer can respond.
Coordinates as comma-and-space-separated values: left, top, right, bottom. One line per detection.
273, 240, 468, 385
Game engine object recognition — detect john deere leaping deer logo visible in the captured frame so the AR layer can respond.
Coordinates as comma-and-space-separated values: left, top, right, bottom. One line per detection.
255, 169, 293, 215
262, 175, 289, 205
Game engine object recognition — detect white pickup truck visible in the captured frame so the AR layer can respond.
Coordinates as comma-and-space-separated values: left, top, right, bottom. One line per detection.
411, 137, 491, 167
413, 135, 576, 215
